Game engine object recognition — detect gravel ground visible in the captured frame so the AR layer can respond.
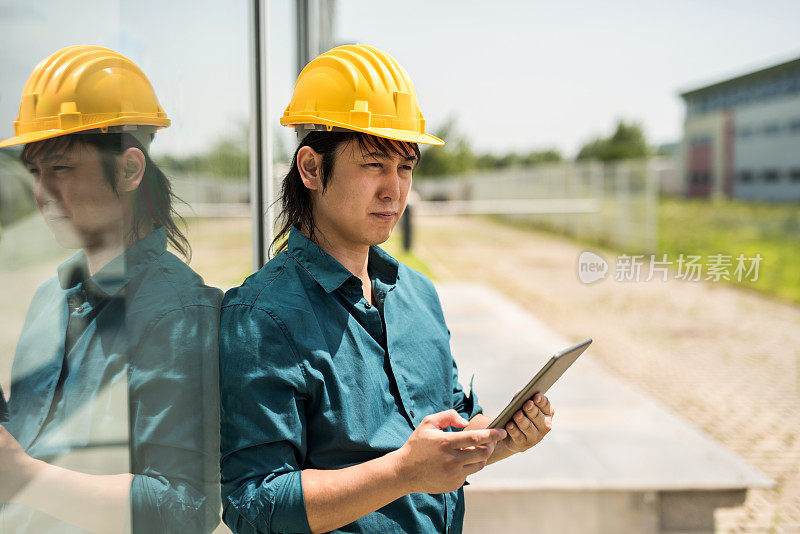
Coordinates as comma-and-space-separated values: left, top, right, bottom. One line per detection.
413, 215, 800, 534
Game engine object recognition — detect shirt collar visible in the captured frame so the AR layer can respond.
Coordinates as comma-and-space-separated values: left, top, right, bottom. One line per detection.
368, 243, 399, 287
288, 226, 399, 293
57, 227, 168, 297
288, 226, 356, 293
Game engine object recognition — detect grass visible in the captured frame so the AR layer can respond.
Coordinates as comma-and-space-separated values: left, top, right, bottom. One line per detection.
492, 196, 800, 304
658, 197, 800, 303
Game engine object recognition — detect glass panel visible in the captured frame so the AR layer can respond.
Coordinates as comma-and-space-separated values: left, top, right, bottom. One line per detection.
0, 3, 250, 532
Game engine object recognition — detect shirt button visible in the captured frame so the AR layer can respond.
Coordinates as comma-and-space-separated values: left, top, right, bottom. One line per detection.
365, 302, 372, 309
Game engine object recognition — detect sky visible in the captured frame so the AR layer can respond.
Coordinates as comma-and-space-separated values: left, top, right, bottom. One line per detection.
1, 1, 799, 158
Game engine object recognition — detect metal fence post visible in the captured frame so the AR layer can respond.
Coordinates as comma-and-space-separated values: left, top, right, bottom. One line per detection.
402, 204, 413, 251
645, 158, 659, 254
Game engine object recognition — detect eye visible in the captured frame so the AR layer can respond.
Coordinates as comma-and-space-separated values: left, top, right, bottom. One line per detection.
363, 162, 383, 168
53, 166, 71, 172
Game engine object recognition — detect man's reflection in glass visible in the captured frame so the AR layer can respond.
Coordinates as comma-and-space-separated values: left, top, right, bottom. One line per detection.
0, 46, 221, 533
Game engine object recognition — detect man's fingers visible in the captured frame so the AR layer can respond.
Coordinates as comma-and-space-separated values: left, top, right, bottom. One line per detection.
522, 401, 549, 435
534, 393, 553, 416
505, 421, 527, 448
453, 444, 494, 464
422, 409, 469, 430
446, 428, 506, 449
513, 408, 538, 434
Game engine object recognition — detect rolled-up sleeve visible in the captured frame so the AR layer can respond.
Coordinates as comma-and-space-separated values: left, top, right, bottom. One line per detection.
219, 303, 311, 534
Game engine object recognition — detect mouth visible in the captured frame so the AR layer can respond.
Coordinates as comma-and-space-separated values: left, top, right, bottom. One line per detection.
45, 215, 70, 223
371, 211, 397, 221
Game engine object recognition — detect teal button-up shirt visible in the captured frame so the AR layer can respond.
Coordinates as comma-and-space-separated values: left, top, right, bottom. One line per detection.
220, 227, 481, 534
3, 228, 222, 533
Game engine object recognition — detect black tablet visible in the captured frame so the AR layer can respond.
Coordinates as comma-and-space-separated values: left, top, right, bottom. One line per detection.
488, 338, 592, 430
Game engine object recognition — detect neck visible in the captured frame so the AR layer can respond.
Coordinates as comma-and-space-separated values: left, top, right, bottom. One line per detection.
83, 222, 152, 276
306, 227, 370, 279
84, 241, 126, 276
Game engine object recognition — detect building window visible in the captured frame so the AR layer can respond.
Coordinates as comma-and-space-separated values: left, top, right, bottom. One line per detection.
763, 169, 780, 183
789, 118, 800, 135
738, 170, 754, 183
690, 172, 711, 185
790, 169, 800, 182
763, 122, 781, 136
737, 126, 754, 139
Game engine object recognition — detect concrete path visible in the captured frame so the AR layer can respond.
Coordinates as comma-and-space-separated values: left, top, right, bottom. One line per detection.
437, 282, 771, 533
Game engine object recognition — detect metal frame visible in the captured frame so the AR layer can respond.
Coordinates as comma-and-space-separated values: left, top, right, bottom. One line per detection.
248, 0, 274, 270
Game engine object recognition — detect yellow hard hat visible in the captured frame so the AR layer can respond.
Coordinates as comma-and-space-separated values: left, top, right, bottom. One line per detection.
0, 45, 169, 149
281, 44, 443, 146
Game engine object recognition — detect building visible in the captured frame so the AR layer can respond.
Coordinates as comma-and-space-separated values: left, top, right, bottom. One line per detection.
680, 56, 800, 201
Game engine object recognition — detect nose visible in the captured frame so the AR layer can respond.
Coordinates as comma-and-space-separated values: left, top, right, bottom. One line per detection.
32, 169, 58, 208
379, 167, 402, 201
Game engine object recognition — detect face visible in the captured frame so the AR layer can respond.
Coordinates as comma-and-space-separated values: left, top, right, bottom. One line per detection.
25, 142, 128, 250
306, 138, 416, 251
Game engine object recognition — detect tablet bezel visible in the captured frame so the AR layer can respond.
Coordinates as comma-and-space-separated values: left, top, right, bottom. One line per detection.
487, 338, 592, 430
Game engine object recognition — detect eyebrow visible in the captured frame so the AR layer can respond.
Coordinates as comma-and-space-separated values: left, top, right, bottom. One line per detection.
364, 150, 417, 163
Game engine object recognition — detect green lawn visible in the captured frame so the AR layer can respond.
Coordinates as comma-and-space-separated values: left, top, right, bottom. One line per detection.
658, 197, 800, 303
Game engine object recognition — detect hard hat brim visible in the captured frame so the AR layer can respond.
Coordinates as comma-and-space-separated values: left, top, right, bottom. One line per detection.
0, 117, 170, 149
281, 116, 444, 146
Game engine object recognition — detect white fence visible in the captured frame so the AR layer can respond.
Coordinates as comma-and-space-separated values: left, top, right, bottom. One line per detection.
414, 157, 675, 254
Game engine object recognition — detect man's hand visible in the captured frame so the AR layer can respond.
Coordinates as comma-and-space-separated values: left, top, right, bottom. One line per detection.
393, 409, 507, 494
0, 424, 41, 502
501, 393, 554, 454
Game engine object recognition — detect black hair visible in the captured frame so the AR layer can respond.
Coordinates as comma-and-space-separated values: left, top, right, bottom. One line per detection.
271, 130, 420, 256
21, 132, 191, 260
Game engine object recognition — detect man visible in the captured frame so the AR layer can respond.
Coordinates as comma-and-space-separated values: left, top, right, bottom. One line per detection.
0, 46, 221, 533
219, 44, 554, 534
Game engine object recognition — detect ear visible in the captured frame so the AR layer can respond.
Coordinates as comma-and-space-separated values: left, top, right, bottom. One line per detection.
118, 147, 146, 192
296, 146, 323, 191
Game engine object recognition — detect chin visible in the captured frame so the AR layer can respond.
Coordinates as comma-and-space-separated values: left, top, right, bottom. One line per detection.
48, 224, 84, 250
369, 227, 394, 246
52, 233, 85, 250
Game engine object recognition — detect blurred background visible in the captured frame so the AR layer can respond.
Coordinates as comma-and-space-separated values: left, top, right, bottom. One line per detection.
1, 1, 798, 532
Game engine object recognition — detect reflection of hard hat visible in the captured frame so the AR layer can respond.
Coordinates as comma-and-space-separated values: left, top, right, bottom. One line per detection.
281, 44, 443, 146
0, 45, 169, 149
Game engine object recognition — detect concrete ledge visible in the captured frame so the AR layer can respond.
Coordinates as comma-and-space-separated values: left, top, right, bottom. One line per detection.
463, 489, 746, 534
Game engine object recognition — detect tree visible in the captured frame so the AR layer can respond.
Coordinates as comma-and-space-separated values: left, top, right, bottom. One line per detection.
414, 118, 477, 177
415, 118, 562, 178
576, 120, 648, 161
158, 121, 250, 180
